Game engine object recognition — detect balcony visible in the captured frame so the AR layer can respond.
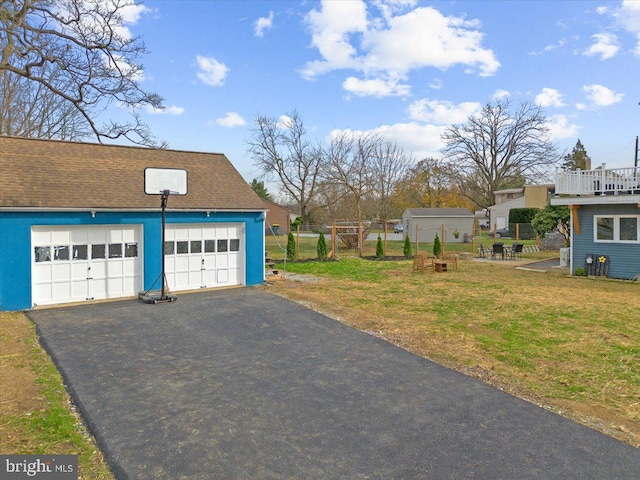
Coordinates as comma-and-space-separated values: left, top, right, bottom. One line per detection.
555, 166, 640, 196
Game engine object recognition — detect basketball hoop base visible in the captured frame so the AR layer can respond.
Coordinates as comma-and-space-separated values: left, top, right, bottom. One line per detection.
138, 290, 177, 304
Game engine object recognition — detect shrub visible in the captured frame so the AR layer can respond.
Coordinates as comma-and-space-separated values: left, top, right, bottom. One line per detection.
509, 207, 540, 224
286, 232, 296, 261
376, 235, 384, 258
403, 234, 412, 257
317, 232, 328, 261
574, 267, 587, 277
433, 233, 442, 258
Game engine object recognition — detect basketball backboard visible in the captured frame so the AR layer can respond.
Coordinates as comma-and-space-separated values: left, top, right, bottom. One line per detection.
144, 168, 188, 195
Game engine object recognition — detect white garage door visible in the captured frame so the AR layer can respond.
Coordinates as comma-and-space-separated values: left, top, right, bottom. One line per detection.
32, 225, 142, 306
164, 223, 244, 292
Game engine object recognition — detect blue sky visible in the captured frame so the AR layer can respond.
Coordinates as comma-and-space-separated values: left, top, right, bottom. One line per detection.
116, 0, 640, 185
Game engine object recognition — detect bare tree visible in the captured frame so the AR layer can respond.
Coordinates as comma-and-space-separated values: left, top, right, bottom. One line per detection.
372, 140, 411, 229
322, 131, 381, 221
442, 99, 558, 208
0, 0, 165, 146
0, 67, 90, 139
247, 111, 322, 228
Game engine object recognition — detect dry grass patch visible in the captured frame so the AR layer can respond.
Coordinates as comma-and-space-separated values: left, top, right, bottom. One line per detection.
268, 256, 640, 446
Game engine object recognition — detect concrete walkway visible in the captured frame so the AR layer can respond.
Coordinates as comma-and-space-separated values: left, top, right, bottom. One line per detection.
29, 289, 640, 479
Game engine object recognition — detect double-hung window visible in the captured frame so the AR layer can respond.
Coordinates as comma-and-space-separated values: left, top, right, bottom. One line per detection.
594, 215, 639, 243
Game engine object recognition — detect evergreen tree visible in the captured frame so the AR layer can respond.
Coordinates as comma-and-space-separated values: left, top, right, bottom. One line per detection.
562, 140, 591, 171
532, 204, 571, 246
317, 232, 328, 261
403, 234, 412, 258
286, 232, 296, 261
376, 235, 384, 258
433, 233, 442, 258
250, 179, 272, 200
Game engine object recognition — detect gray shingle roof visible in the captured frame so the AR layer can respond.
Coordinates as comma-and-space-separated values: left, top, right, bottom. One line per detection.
0, 136, 265, 211
405, 208, 473, 217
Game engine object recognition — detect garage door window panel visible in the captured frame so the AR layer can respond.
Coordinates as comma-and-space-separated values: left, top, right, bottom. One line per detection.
54, 246, 70, 261
177, 241, 189, 254
230, 239, 240, 252
73, 245, 88, 260
35, 246, 51, 262
204, 240, 216, 253
125, 243, 138, 257
92, 244, 106, 259
190, 241, 202, 254
109, 244, 123, 258
164, 241, 174, 255
217, 239, 228, 252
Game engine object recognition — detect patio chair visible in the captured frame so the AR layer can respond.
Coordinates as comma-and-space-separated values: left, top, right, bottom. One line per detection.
509, 243, 524, 260
442, 252, 458, 270
478, 245, 487, 258
412, 254, 433, 273
491, 243, 505, 260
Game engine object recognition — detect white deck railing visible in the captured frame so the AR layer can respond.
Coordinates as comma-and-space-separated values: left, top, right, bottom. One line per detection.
555, 165, 640, 196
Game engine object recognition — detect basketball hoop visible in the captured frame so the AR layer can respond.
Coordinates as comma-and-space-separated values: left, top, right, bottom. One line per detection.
139, 168, 188, 304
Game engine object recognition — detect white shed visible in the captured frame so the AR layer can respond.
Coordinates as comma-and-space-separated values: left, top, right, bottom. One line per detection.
402, 208, 474, 243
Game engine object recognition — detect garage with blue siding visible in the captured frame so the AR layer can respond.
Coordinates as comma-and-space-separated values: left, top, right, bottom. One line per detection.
552, 195, 640, 280
0, 136, 266, 310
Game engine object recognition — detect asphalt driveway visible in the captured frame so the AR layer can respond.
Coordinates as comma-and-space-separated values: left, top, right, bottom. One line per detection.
29, 288, 640, 479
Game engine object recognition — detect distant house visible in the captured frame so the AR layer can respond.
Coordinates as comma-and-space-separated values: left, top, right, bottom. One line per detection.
475, 210, 490, 229
0, 136, 266, 310
552, 165, 640, 280
262, 198, 291, 236
489, 184, 554, 230
402, 208, 474, 243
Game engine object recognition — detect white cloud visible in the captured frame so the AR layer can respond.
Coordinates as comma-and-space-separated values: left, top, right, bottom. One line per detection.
216, 112, 246, 127
408, 99, 481, 125
195, 55, 229, 86
492, 89, 510, 101
144, 104, 184, 115
583, 32, 619, 59
255, 11, 274, 38
545, 114, 579, 140
342, 76, 410, 97
529, 38, 567, 55
428, 78, 443, 90
302, 2, 499, 97
119, 2, 151, 25
277, 115, 294, 129
330, 123, 446, 159
582, 84, 624, 106
610, 0, 640, 55
105, 54, 144, 82
535, 88, 565, 108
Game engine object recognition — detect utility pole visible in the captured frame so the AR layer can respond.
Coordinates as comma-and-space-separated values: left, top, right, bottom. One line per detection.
635, 135, 639, 168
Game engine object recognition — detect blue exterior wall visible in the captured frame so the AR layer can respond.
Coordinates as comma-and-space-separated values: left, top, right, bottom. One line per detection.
573, 204, 640, 280
0, 210, 264, 310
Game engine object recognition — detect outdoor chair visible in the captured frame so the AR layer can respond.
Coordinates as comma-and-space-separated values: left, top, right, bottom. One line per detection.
509, 243, 524, 260
413, 254, 433, 273
491, 243, 505, 260
442, 252, 458, 270
478, 244, 487, 258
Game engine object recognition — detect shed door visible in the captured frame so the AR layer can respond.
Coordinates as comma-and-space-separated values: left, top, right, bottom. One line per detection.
164, 223, 244, 291
32, 225, 142, 306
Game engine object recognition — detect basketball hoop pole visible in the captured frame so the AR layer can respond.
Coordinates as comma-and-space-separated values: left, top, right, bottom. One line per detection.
160, 189, 170, 300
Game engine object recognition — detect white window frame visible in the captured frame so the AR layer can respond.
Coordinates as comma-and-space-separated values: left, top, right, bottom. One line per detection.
594, 215, 640, 243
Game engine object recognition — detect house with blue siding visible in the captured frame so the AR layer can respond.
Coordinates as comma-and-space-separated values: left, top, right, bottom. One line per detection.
552, 166, 640, 280
0, 136, 266, 310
